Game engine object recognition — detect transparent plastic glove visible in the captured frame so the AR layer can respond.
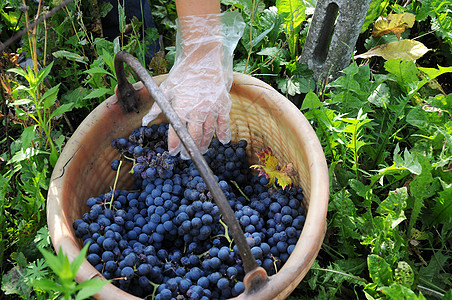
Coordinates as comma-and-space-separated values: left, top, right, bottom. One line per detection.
142, 11, 245, 159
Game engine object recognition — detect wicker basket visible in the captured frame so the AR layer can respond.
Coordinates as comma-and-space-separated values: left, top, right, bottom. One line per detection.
47, 72, 329, 299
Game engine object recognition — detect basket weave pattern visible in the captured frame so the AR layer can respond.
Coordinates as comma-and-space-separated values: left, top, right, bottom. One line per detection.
47, 73, 328, 300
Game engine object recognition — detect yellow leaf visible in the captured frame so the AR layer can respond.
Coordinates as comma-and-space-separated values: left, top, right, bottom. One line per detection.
372, 13, 416, 39
355, 39, 430, 61
251, 147, 295, 190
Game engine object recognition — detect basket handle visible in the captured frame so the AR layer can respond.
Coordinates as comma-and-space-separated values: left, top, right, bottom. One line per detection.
114, 51, 269, 294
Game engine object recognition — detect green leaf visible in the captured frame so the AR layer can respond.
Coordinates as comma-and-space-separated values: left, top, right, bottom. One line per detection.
384, 59, 419, 94
443, 289, 452, 300
9, 148, 49, 164
49, 144, 59, 168
260, 6, 283, 45
276, 0, 305, 29
52, 50, 88, 64
379, 283, 426, 299
43, 84, 61, 110
71, 243, 90, 277
7, 67, 30, 80
36, 61, 54, 88
32, 278, 63, 291
394, 261, 414, 287
118, 1, 126, 34
361, 0, 390, 33
20, 126, 36, 150
301, 91, 322, 110
368, 83, 390, 108
9, 98, 33, 106
74, 279, 109, 300
393, 144, 422, 175
377, 187, 408, 215
276, 62, 315, 96
429, 185, 452, 224
83, 66, 114, 77
83, 87, 111, 100
50, 103, 75, 119
408, 155, 435, 231
38, 247, 64, 278
368, 254, 393, 286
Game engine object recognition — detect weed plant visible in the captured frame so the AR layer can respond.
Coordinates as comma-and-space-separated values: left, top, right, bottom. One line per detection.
1, 0, 451, 299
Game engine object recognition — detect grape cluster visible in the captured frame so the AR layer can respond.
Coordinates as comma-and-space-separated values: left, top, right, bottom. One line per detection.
73, 123, 306, 299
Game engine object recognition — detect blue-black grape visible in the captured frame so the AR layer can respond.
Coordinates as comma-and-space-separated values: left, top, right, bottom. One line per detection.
74, 124, 307, 299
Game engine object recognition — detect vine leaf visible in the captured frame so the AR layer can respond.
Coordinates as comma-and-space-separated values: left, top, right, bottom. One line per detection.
250, 148, 296, 190
372, 13, 416, 39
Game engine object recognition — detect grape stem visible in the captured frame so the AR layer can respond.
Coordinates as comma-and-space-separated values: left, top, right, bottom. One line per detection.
229, 180, 251, 202
108, 160, 123, 210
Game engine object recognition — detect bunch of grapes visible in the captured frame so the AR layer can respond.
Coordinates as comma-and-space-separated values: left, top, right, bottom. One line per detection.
73, 123, 306, 299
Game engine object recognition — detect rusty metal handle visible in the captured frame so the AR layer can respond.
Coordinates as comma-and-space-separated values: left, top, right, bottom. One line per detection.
113, 51, 268, 292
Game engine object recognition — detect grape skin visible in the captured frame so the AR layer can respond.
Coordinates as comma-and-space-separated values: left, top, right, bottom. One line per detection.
73, 124, 307, 299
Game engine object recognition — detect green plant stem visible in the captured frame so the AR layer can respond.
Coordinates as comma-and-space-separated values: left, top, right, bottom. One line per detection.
352, 124, 359, 180
244, 0, 257, 74
417, 285, 444, 299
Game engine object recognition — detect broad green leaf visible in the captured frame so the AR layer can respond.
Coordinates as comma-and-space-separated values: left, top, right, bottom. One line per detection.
74, 279, 110, 300
372, 13, 416, 39
418, 65, 452, 81
36, 61, 54, 88
118, 1, 126, 34
379, 283, 426, 299
368, 254, 393, 286
408, 155, 436, 231
83, 66, 114, 77
9, 148, 49, 164
384, 59, 419, 94
83, 87, 111, 100
419, 251, 449, 288
50, 103, 75, 119
32, 278, 62, 291
20, 126, 36, 150
443, 289, 452, 300
38, 247, 64, 277
361, 0, 390, 33
49, 144, 59, 168
52, 50, 88, 64
71, 244, 90, 277
276, 0, 305, 29
364, 33, 399, 50
276, 62, 315, 96
355, 40, 430, 61
7, 67, 30, 80
301, 90, 322, 110
394, 261, 414, 287
43, 83, 61, 110
406, 104, 445, 132
260, 6, 283, 45
393, 145, 422, 175
377, 187, 408, 215
9, 98, 33, 106
429, 185, 452, 224
368, 83, 390, 108
257, 47, 279, 56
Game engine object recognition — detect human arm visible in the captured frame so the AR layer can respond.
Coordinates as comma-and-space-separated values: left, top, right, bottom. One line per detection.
142, 0, 244, 159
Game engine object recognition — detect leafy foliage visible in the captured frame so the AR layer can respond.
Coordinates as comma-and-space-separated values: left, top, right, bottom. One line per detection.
1, 0, 452, 299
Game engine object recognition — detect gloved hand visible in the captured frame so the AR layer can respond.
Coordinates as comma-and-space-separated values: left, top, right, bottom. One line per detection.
142, 11, 245, 159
